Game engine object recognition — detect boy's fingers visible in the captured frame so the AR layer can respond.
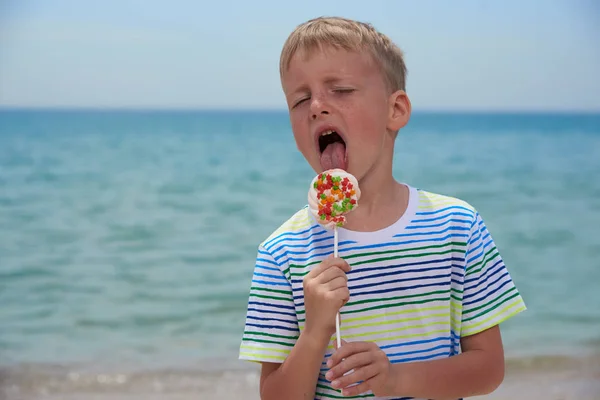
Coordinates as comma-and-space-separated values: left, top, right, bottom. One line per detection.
306, 257, 351, 279
315, 266, 348, 285
330, 341, 370, 365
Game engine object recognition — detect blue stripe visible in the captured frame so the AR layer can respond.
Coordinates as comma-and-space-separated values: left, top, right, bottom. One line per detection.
291, 258, 460, 287
467, 236, 496, 265
394, 225, 470, 238
246, 307, 296, 318
253, 272, 287, 281
256, 257, 279, 267
353, 271, 452, 290
465, 240, 483, 263
348, 280, 451, 298
247, 301, 295, 311
246, 314, 297, 326
272, 240, 356, 257
387, 344, 451, 358
267, 233, 329, 255
411, 211, 474, 223
298, 279, 454, 300
463, 274, 512, 307
257, 248, 271, 256
416, 205, 474, 216
379, 334, 458, 350
255, 264, 280, 273
244, 322, 299, 333
463, 260, 504, 294
390, 350, 450, 363
263, 222, 317, 246
347, 258, 464, 280
252, 279, 290, 287
286, 234, 469, 264
406, 218, 472, 229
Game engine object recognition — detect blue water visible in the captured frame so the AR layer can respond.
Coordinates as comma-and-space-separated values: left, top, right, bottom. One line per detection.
1, 109, 599, 375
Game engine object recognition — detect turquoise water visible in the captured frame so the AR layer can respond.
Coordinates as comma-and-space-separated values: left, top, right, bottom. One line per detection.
1, 109, 599, 376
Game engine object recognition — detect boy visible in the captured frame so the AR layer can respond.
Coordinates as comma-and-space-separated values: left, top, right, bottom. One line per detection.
239, 16, 526, 400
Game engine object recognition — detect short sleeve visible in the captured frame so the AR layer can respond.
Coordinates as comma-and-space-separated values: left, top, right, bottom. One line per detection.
460, 212, 526, 337
239, 245, 299, 363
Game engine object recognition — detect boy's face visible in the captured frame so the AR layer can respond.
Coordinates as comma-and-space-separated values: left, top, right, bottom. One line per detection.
281, 46, 409, 181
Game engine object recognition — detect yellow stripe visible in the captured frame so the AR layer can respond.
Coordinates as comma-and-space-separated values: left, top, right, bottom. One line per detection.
339, 319, 450, 340
340, 305, 448, 323
264, 210, 312, 243
342, 312, 450, 331
239, 352, 287, 361
418, 200, 472, 210
240, 345, 291, 355
461, 299, 526, 336
325, 329, 450, 350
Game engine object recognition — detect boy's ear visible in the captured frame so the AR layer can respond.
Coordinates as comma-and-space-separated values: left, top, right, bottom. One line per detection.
387, 90, 411, 133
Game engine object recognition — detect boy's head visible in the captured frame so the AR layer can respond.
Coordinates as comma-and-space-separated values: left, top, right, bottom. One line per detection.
280, 17, 407, 94
279, 16, 411, 181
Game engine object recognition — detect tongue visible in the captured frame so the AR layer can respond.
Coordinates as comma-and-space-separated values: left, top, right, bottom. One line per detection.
320, 141, 347, 171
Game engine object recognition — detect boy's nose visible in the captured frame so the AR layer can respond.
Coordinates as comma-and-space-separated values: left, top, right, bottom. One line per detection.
311, 110, 330, 120
310, 97, 330, 119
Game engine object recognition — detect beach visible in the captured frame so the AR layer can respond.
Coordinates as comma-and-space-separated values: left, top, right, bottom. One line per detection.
3, 354, 600, 399
1, 110, 599, 399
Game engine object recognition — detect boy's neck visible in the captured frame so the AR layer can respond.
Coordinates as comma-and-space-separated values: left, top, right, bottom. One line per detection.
343, 160, 410, 233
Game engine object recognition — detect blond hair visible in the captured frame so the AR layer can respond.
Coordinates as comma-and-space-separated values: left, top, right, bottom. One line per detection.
280, 16, 407, 92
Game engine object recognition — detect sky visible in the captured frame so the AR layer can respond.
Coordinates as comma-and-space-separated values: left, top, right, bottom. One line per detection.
0, 0, 599, 111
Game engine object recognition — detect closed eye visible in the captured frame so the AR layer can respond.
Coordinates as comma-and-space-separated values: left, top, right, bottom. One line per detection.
292, 97, 310, 108
333, 88, 355, 94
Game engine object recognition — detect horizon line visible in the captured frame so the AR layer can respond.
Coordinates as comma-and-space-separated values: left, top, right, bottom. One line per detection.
1, 105, 599, 115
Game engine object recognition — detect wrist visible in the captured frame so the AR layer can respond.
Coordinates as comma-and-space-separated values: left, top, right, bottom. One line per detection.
301, 326, 332, 350
389, 362, 412, 395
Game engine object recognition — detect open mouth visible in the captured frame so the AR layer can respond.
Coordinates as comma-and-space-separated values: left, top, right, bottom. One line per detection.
319, 130, 345, 153
318, 130, 347, 170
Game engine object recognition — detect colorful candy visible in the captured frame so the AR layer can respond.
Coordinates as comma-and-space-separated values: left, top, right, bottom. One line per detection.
308, 169, 361, 228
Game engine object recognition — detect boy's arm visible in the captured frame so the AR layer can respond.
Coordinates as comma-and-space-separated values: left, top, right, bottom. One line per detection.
259, 328, 330, 400
392, 325, 505, 399
254, 256, 352, 400
326, 325, 504, 399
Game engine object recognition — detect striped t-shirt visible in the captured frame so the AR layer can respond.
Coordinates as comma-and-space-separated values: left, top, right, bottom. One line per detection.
239, 186, 526, 400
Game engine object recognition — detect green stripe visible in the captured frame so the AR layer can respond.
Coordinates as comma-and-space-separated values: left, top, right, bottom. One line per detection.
462, 289, 520, 321
466, 247, 500, 276
244, 330, 298, 340
298, 295, 451, 321
242, 337, 295, 347
248, 293, 290, 302
250, 286, 291, 296
296, 290, 449, 317
462, 300, 526, 335
462, 285, 517, 316
289, 242, 467, 273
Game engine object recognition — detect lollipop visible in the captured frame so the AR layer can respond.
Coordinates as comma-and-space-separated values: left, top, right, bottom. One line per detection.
308, 168, 361, 347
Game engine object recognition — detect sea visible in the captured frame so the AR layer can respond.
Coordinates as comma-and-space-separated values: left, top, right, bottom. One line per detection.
1, 109, 599, 398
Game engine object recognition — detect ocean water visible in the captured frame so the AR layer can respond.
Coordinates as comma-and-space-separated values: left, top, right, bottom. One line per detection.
1, 109, 599, 397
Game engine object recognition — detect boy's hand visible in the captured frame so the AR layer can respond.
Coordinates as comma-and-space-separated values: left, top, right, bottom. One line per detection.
325, 340, 394, 397
303, 256, 351, 340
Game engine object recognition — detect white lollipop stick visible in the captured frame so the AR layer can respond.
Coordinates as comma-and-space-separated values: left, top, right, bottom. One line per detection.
334, 226, 342, 349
